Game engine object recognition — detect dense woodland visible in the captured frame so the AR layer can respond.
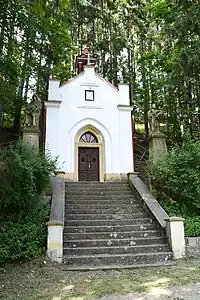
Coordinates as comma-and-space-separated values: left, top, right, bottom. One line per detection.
0, 0, 200, 143
1, 0, 200, 264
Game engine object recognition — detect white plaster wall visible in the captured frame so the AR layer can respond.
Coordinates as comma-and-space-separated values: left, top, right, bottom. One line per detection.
45, 105, 60, 159
45, 66, 133, 177
48, 80, 61, 101
118, 108, 134, 173
118, 84, 129, 105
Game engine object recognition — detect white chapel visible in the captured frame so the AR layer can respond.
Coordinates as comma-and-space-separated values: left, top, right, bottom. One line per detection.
44, 51, 134, 182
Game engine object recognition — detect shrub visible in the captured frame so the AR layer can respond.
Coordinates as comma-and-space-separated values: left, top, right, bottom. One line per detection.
184, 216, 200, 237
0, 141, 57, 264
149, 136, 200, 213
0, 141, 57, 218
158, 198, 188, 218
158, 198, 200, 237
0, 201, 49, 264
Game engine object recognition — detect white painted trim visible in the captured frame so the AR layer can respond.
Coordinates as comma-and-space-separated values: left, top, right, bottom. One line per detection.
67, 118, 112, 176
77, 106, 102, 110
80, 83, 100, 87
95, 73, 119, 91
117, 105, 133, 112
44, 101, 62, 108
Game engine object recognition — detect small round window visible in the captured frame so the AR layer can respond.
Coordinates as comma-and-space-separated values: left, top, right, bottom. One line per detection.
79, 132, 98, 143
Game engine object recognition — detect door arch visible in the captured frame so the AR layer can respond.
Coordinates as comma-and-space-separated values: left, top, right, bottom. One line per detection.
74, 125, 105, 182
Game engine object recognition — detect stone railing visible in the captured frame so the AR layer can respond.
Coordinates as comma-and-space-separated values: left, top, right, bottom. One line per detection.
186, 237, 200, 257
46, 176, 65, 263
128, 173, 186, 259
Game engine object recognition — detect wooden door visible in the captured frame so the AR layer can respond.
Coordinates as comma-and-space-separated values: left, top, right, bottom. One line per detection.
78, 147, 99, 181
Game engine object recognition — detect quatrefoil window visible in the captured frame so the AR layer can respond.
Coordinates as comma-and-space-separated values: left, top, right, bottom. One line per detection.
79, 132, 98, 143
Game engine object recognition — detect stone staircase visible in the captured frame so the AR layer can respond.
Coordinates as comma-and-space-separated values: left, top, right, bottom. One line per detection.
63, 182, 172, 270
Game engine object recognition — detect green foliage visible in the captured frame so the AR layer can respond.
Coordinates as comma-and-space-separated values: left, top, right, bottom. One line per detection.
0, 141, 56, 217
184, 217, 200, 237
159, 198, 188, 218
149, 136, 200, 236
158, 199, 200, 237
2, 0, 200, 141
0, 141, 56, 264
0, 202, 49, 264
0, 0, 72, 129
149, 137, 200, 212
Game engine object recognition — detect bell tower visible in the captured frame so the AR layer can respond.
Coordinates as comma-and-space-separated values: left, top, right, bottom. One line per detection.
75, 47, 96, 74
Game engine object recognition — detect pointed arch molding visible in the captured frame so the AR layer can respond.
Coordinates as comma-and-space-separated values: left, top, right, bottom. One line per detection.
66, 118, 112, 182
75, 125, 104, 144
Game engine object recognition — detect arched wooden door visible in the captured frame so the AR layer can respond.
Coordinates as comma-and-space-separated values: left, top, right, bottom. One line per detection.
78, 132, 99, 181
78, 147, 99, 181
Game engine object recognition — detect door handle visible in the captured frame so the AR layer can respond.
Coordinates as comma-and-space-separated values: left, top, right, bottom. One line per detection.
89, 162, 91, 169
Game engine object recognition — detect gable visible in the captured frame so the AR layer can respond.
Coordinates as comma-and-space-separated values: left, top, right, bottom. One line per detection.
60, 67, 118, 92
48, 66, 129, 106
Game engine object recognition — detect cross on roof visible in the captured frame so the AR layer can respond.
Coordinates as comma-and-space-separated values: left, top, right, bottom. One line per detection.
83, 47, 91, 65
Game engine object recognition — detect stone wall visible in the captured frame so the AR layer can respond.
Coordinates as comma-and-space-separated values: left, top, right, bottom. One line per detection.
185, 237, 200, 257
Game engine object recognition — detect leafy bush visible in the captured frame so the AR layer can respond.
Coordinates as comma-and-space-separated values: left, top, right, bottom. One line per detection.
149, 137, 200, 213
0, 141, 57, 217
0, 202, 49, 264
158, 198, 200, 237
159, 198, 188, 218
0, 141, 57, 264
184, 217, 200, 237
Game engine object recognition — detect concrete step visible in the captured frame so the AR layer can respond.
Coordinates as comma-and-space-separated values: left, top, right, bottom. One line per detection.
66, 213, 146, 220
63, 244, 170, 256
65, 186, 131, 192
65, 182, 129, 187
65, 203, 141, 209
63, 182, 172, 269
65, 198, 139, 205
65, 194, 138, 199
63, 236, 167, 248
62, 261, 173, 271
64, 223, 156, 233
65, 207, 144, 214
64, 230, 162, 240
65, 218, 153, 227
66, 191, 134, 196
63, 251, 172, 267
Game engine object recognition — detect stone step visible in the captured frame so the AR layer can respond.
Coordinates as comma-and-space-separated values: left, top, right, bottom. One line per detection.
63, 244, 170, 256
62, 261, 174, 271
65, 186, 131, 192
65, 218, 153, 227
66, 183, 130, 187
63, 181, 172, 269
64, 230, 162, 240
66, 213, 146, 220
64, 224, 155, 233
65, 207, 144, 214
66, 194, 138, 199
66, 191, 134, 196
65, 198, 139, 205
65, 203, 141, 210
65, 182, 129, 187
63, 251, 172, 267
63, 236, 166, 248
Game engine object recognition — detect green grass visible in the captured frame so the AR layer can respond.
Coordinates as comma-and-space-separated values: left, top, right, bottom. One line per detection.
1, 257, 200, 300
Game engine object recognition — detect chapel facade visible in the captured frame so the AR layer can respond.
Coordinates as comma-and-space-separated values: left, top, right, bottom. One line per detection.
45, 52, 134, 182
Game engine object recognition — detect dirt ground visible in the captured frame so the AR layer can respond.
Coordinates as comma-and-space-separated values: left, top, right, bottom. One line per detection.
0, 257, 200, 300
90, 283, 200, 300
